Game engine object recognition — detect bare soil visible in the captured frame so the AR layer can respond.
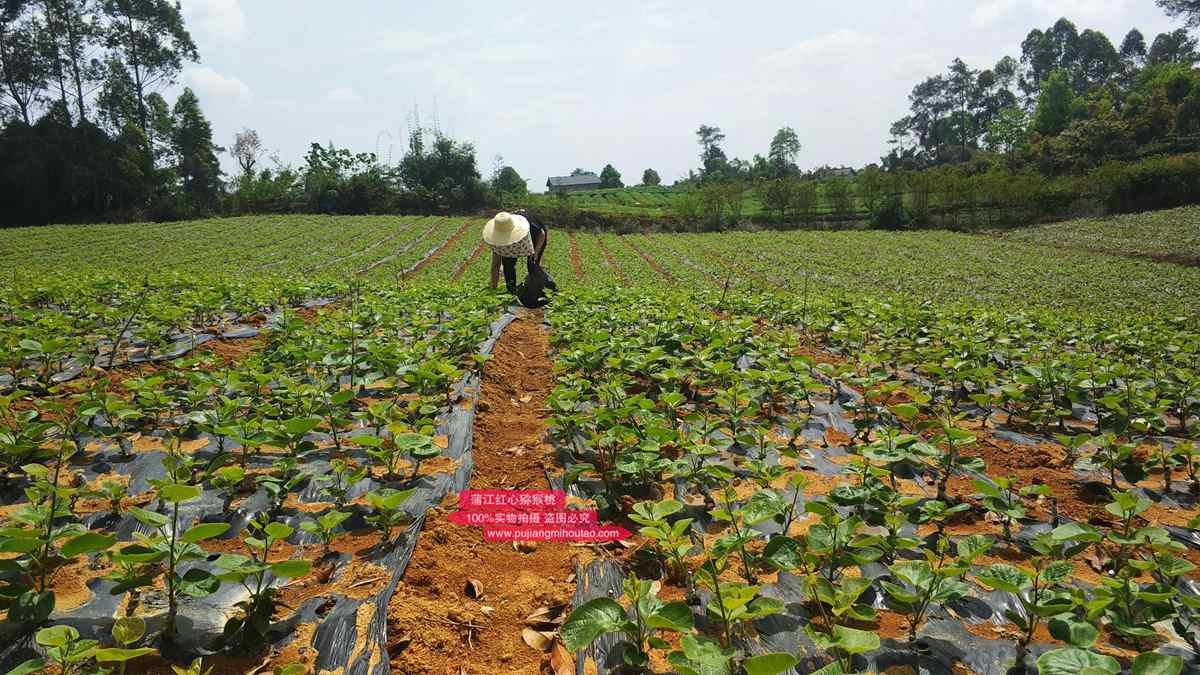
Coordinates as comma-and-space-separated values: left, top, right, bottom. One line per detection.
387, 310, 583, 675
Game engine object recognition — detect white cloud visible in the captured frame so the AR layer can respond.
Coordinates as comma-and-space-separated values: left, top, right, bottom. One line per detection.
623, 39, 686, 72
970, 0, 1017, 29
367, 30, 469, 54
761, 29, 876, 68
184, 67, 253, 103
182, 0, 247, 41
326, 87, 363, 104
889, 53, 939, 79
1029, 0, 1130, 23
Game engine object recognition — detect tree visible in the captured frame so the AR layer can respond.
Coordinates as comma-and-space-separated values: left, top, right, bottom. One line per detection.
0, 9, 48, 125
398, 126, 485, 212
1157, 0, 1200, 29
1120, 29, 1147, 68
171, 87, 221, 213
767, 126, 801, 177
599, 163, 622, 188
231, 127, 263, 177
696, 124, 728, 178
1148, 29, 1200, 66
492, 165, 526, 196
641, 168, 661, 186
1019, 19, 1080, 102
1074, 29, 1119, 92
41, 0, 99, 123
946, 58, 979, 158
1034, 69, 1074, 136
101, 0, 198, 135
985, 107, 1030, 156
570, 167, 590, 176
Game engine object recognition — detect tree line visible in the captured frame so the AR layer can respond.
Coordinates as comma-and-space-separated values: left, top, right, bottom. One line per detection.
0, 0, 520, 226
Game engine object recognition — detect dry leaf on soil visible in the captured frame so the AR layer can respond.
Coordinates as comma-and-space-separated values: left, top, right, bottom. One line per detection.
550, 641, 574, 675
522, 627, 555, 652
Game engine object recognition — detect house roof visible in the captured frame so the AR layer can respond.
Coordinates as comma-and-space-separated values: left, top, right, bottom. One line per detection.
547, 173, 602, 187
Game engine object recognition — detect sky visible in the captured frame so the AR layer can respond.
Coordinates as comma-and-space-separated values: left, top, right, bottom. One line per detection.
175, 0, 1184, 192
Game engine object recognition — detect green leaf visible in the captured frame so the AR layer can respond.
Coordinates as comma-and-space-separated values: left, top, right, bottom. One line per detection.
679, 634, 735, 672
176, 567, 220, 598
1036, 648, 1119, 675
94, 647, 158, 663
560, 598, 630, 652
283, 416, 322, 435
128, 506, 170, 529
1048, 614, 1100, 648
36, 624, 80, 648
269, 559, 312, 579
158, 483, 201, 503
264, 522, 294, 541
181, 522, 230, 543
61, 531, 115, 558
743, 653, 800, 675
1130, 652, 1184, 675
975, 563, 1028, 593
833, 624, 880, 655
644, 601, 694, 633
112, 617, 146, 646
7, 659, 46, 675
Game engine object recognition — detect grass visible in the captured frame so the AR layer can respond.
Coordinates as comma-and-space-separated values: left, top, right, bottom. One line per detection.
993, 205, 1200, 264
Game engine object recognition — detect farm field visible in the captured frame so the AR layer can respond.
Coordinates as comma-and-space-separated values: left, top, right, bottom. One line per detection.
994, 206, 1200, 266
0, 213, 1198, 674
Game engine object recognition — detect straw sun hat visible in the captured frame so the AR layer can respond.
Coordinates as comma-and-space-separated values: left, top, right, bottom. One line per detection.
482, 212, 534, 258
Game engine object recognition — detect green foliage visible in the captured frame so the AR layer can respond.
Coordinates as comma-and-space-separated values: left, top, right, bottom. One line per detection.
599, 164, 624, 189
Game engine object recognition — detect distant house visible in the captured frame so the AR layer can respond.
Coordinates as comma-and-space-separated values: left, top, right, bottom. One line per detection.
546, 173, 602, 193
812, 166, 857, 179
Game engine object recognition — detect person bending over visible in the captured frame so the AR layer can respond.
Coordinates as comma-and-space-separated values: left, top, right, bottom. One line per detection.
484, 210, 554, 294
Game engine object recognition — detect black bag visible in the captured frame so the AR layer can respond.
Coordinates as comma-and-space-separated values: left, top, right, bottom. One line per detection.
516, 259, 554, 308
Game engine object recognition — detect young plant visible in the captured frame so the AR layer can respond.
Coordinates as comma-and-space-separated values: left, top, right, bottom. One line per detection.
316, 458, 367, 508
921, 407, 985, 502
560, 576, 694, 671
125, 482, 229, 644
365, 488, 417, 542
257, 457, 307, 516
97, 617, 158, 675
11, 625, 101, 675
214, 516, 313, 648
711, 486, 785, 583
209, 465, 247, 512
973, 476, 1048, 542
975, 558, 1077, 668
881, 536, 980, 643
0, 440, 113, 629
629, 499, 694, 585
300, 510, 351, 557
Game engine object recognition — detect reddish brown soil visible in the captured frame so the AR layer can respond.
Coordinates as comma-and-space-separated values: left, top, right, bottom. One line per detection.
452, 242, 487, 282
198, 335, 266, 364
405, 221, 474, 280
592, 235, 627, 285
387, 310, 583, 675
567, 232, 585, 283
620, 236, 675, 284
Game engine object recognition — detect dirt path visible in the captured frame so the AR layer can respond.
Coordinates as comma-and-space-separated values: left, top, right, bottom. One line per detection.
387, 310, 581, 675
592, 234, 628, 285
568, 232, 585, 283
452, 242, 486, 283
404, 220, 474, 280
621, 235, 675, 284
